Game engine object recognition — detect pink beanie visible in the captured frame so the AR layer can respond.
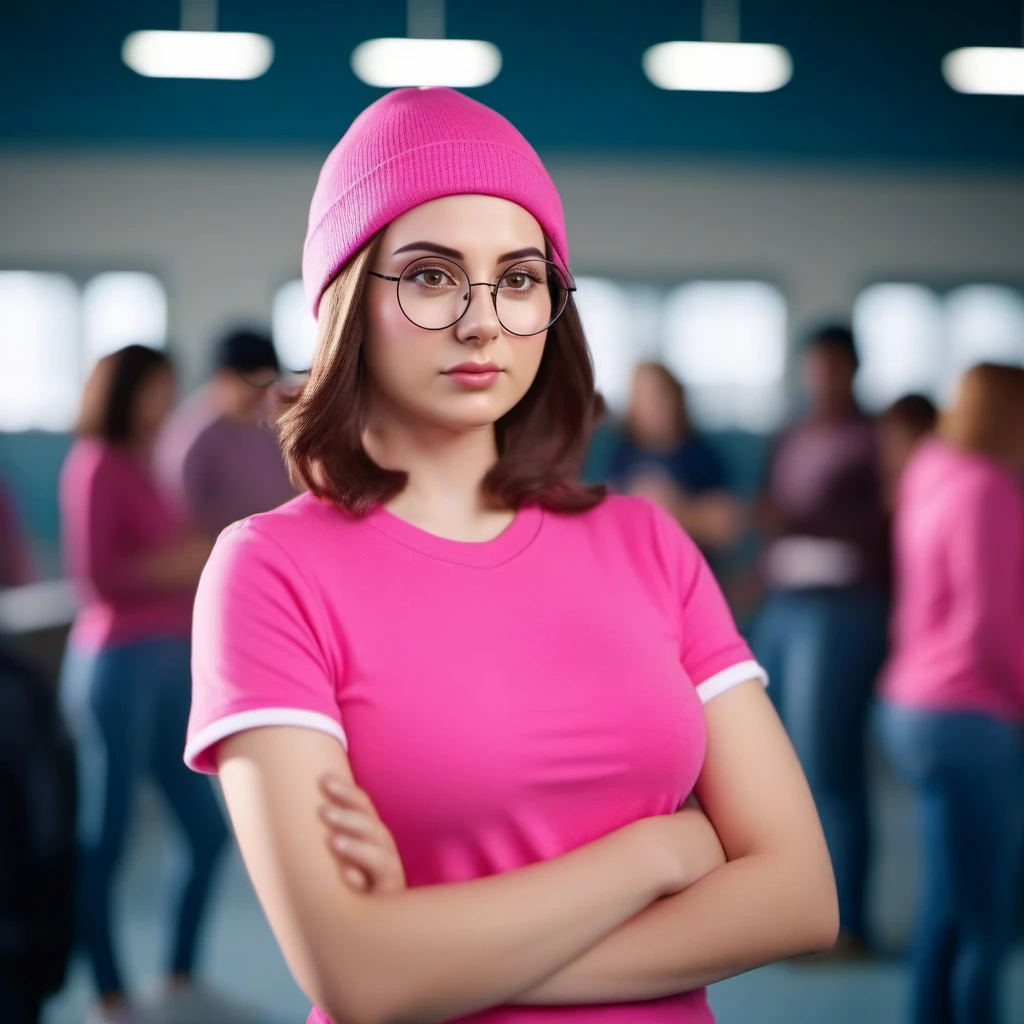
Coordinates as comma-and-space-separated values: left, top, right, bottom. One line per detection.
302, 87, 570, 319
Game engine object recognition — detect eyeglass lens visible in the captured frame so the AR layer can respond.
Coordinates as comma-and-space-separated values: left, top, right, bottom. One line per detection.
395, 258, 569, 335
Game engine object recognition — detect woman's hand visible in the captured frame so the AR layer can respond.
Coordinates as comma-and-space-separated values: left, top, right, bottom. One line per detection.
318, 775, 407, 894
319, 778, 723, 899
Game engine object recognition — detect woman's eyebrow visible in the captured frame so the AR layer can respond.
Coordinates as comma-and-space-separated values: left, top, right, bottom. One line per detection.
390, 242, 546, 263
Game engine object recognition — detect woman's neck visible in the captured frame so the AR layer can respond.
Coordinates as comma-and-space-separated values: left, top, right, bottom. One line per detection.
363, 419, 512, 541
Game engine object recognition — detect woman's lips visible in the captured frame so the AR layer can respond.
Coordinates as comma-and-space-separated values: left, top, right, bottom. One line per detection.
444, 363, 502, 388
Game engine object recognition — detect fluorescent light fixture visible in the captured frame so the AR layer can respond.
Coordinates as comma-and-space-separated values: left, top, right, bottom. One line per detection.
351, 38, 501, 88
122, 30, 273, 80
643, 41, 792, 92
942, 47, 1024, 96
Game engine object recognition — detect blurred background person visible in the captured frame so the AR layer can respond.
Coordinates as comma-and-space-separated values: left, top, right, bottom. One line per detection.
752, 323, 890, 957
58, 345, 248, 1024
157, 329, 297, 539
876, 363, 1024, 1024
608, 361, 743, 558
878, 393, 938, 511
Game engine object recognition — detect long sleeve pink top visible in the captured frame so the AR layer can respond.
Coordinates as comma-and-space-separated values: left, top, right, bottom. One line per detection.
880, 437, 1024, 719
60, 438, 194, 650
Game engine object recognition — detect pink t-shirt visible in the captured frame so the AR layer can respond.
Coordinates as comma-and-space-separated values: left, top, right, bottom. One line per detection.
186, 492, 766, 1024
880, 437, 1024, 719
61, 439, 194, 650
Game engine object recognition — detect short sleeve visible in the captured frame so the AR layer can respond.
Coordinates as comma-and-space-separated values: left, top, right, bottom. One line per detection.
647, 499, 768, 704
184, 519, 347, 774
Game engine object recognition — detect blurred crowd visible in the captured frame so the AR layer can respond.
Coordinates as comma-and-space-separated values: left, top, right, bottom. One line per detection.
1, 319, 1023, 1024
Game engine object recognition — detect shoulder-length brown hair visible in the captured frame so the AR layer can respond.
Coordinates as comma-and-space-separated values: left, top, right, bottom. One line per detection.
278, 236, 606, 518
76, 343, 172, 445
940, 362, 1024, 463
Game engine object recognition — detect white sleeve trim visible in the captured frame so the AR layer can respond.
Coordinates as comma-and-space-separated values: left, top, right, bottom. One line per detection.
695, 660, 769, 704
185, 707, 348, 767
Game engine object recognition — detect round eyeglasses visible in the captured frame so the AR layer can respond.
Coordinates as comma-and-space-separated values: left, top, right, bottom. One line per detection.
368, 257, 575, 336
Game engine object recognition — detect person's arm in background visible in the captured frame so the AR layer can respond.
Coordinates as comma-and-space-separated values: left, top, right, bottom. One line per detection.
0, 482, 33, 587
948, 471, 1024, 703
73, 459, 210, 597
674, 440, 744, 552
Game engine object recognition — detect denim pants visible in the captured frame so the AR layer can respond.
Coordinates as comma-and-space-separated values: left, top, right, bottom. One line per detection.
751, 587, 889, 940
60, 636, 228, 996
877, 703, 1024, 1024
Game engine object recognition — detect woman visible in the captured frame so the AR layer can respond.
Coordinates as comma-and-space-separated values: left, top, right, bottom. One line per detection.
877, 363, 1024, 1024
60, 346, 236, 1024
185, 88, 837, 1024
608, 362, 742, 556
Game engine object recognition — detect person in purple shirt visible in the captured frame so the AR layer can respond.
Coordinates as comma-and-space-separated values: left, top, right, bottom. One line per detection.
157, 330, 297, 539
752, 324, 890, 958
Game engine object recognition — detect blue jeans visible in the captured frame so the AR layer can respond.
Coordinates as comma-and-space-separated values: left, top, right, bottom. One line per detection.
877, 704, 1024, 1024
751, 588, 889, 940
60, 637, 228, 997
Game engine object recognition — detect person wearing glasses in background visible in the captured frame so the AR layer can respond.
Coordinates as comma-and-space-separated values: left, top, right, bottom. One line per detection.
156, 330, 298, 540
184, 87, 838, 1024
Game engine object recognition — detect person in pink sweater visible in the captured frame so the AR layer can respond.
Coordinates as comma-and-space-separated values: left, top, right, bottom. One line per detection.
186, 87, 838, 1024
877, 362, 1024, 1024
59, 345, 253, 1024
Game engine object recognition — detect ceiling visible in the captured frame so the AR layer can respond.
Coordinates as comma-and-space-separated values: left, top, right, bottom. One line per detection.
2, 0, 1024, 166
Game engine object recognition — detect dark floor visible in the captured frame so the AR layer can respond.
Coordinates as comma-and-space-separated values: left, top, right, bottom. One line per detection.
43, 759, 1024, 1024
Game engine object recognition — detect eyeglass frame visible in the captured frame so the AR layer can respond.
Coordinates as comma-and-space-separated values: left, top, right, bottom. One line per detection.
367, 256, 576, 337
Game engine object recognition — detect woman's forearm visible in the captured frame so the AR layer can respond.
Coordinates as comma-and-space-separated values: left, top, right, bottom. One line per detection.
221, 732, 683, 1024
516, 849, 838, 1005
314, 820, 675, 1024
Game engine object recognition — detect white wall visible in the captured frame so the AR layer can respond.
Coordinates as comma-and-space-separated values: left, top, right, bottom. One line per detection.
2, 149, 1023, 388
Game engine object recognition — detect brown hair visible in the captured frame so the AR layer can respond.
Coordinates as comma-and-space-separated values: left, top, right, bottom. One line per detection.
940, 363, 1024, 463
622, 362, 691, 443
880, 393, 937, 439
278, 237, 606, 517
76, 344, 172, 444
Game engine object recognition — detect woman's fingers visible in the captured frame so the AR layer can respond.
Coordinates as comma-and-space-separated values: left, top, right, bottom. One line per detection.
320, 775, 375, 815
320, 804, 374, 836
330, 835, 404, 891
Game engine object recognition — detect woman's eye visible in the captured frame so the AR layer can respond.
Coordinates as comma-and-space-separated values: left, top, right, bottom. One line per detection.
504, 272, 532, 290
412, 268, 452, 287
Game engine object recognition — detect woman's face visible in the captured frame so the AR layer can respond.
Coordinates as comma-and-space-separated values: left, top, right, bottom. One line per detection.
628, 366, 679, 444
133, 365, 176, 445
363, 194, 550, 436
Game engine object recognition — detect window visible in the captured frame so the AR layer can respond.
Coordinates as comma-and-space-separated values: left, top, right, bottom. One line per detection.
662, 281, 787, 431
82, 272, 167, 368
573, 277, 638, 414
853, 282, 1024, 410
272, 280, 318, 373
945, 285, 1024, 393
0, 271, 168, 432
0, 273, 80, 432
853, 284, 944, 411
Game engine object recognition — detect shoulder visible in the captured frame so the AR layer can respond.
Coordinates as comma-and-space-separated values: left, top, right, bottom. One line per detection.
563, 494, 697, 576
207, 492, 362, 579
62, 440, 129, 489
